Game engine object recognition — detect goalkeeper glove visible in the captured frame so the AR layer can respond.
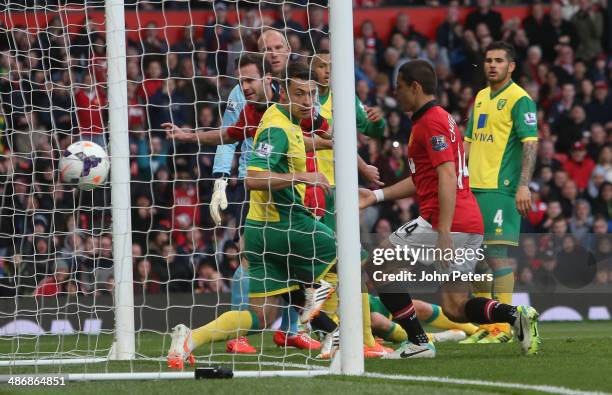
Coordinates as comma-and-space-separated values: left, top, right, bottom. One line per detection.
210, 177, 228, 226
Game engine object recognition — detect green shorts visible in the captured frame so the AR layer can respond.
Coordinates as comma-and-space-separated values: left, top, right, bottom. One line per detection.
320, 188, 336, 232
473, 191, 520, 246
368, 294, 392, 320
244, 217, 337, 297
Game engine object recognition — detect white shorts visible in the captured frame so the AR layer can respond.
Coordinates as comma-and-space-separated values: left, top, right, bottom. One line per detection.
389, 216, 484, 275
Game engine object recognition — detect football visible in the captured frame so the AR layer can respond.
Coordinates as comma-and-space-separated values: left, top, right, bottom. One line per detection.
59, 141, 110, 190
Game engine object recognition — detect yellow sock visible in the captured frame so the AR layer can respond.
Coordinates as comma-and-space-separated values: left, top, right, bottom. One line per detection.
425, 304, 479, 335
383, 322, 407, 343
493, 268, 515, 334
190, 310, 256, 349
321, 272, 339, 324
472, 261, 492, 300
362, 293, 376, 347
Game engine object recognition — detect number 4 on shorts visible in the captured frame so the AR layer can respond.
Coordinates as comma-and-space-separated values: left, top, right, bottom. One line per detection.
494, 209, 503, 227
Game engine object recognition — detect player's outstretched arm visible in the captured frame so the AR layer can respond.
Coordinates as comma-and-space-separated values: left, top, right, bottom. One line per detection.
358, 176, 416, 209
163, 123, 238, 146
246, 170, 330, 194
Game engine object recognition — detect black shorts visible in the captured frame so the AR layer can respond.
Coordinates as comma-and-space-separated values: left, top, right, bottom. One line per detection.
231, 180, 250, 241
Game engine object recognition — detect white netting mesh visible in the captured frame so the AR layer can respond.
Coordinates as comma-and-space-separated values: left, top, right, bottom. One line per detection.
0, 0, 335, 376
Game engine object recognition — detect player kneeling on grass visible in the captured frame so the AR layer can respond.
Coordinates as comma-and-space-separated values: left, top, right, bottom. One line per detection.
368, 294, 478, 343
167, 61, 338, 369
359, 60, 540, 359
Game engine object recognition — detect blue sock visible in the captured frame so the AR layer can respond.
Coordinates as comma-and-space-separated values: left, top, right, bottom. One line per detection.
279, 306, 300, 335
230, 266, 249, 311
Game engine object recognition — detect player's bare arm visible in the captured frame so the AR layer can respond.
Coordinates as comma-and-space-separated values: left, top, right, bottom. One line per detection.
358, 155, 384, 187
358, 177, 416, 209
516, 141, 538, 217
246, 169, 330, 194
303, 135, 333, 152
163, 122, 238, 146
436, 161, 457, 261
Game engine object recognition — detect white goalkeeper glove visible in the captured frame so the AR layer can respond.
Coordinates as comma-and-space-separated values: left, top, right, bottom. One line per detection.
210, 178, 228, 226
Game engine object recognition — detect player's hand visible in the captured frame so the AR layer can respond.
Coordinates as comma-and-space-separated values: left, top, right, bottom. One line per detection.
515, 185, 531, 217
300, 172, 331, 195
162, 122, 193, 142
358, 188, 377, 209
364, 106, 384, 123
436, 231, 455, 269
362, 164, 385, 187
210, 178, 229, 226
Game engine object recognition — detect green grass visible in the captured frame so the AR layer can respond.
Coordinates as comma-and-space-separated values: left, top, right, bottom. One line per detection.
1, 322, 611, 395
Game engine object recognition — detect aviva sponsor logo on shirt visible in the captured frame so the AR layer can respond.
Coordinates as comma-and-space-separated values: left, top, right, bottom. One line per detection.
472, 132, 494, 142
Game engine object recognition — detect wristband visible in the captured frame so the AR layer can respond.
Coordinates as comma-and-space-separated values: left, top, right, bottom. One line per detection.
373, 189, 385, 203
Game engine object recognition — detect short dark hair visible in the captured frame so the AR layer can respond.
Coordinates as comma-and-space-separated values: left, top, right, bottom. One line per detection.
238, 52, 271, 77
397, 60, 437, 95
485, 41, 516, 63
282, 60, 314, 88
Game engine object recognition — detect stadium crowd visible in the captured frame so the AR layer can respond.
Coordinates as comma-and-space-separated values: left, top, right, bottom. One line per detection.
0, 0, 611, 297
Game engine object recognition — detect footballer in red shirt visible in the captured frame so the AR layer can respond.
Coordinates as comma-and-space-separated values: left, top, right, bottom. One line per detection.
360, 60, 540, 359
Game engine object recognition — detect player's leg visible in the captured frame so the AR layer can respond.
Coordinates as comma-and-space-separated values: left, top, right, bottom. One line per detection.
414, 299, 477, 340
365, 218, 438, 359
460, 260, 495, 344
476, 191, 521, 343
439, 233, 540, 355
369, 295, 408, 343
226, 196, 258, 353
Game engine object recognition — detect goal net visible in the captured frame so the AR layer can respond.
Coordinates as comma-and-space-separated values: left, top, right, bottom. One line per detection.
0, 0, 363, 380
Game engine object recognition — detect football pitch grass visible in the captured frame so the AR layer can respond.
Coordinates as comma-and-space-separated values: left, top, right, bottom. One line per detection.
1, 321, 611, 395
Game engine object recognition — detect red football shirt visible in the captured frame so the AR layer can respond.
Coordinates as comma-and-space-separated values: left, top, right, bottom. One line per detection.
408, 102, 483, 235
225, 104, 263, 141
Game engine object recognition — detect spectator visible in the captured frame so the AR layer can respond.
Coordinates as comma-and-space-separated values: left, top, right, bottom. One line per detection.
74, 73, 107, 147
306, 4, 329, 51
133, 258, 161, 295
563, 142, 596, 192
553, 104, 589, 154
586, 81, 612, 125
539, 2, 577, 62
522, 0, 546, 48
538, 200, 564, 233
359, 20, 384, 64
559, 179, 580, 217
518, 237, 543, 270
549, 83, 579, 124
219, 242, 240, 280
525, 183, 548, 232
587, 123, 607, 161
571, 0, 604, 62
148, 79, 188, 133
138, 60, 164, 105
569, 199, 594, 243
194, 258, 229, 294
536, 140, 563, 173
591, 183, 612, 219
389, 13, 427, 47
436, 2, 464, 65
423, 41, 450, 70
33, 261, 70, 297
464, 0, 503, 40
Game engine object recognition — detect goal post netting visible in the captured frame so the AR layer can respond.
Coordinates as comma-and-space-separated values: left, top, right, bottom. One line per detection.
0, 0, 363, 379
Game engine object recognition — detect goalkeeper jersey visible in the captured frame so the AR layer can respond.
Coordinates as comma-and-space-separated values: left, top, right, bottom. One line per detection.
315, 92, 385, 186
246, 104, 313, 223
213, 84, 249, 178
464, 80, 538, 195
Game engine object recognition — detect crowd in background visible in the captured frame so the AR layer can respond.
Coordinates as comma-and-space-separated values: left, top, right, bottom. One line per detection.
0, 0, 611, 297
